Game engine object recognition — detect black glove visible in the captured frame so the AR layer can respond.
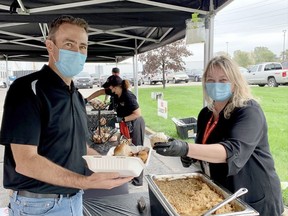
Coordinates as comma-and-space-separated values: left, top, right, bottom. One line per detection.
115, 116, 124, 123
180, 156, 194, 168
153, 139, 189, 157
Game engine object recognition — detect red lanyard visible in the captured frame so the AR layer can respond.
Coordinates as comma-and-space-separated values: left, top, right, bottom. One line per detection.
202, 115, 218, 144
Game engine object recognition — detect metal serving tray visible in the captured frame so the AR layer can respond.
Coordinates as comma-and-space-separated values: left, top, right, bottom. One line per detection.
146, 172, 259, 216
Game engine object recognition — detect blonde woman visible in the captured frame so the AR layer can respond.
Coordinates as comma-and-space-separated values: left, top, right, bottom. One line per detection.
153, 56, 284, 215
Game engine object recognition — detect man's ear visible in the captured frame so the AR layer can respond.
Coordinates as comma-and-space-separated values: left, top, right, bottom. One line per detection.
45, 39, 54, 53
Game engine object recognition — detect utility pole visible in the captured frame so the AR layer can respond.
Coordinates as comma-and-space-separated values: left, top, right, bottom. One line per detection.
283, 30, 286, 61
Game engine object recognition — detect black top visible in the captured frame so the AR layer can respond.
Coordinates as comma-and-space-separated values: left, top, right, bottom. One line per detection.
115, 89, 139, 118
195, 100, 283, 216
0, 65, 88, 194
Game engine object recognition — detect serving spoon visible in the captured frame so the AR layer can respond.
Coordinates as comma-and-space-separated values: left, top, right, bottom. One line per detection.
201, 188, 248, 216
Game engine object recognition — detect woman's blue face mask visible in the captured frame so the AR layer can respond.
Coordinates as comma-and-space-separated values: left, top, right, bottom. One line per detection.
205, 83, 232, 102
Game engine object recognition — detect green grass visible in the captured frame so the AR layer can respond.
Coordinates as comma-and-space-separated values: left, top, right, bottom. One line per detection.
136, 85, 288, 182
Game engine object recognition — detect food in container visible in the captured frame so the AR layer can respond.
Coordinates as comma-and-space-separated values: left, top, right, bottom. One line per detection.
149, 132, 168, 147
154, 177, 235, 215
114, 142, 133, 156
112, 141, 150, 164
89, 98, 108, 110
92, 127, 116, 144
146, 173, 259, 216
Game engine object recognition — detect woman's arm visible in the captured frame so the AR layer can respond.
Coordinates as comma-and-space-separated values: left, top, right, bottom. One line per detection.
187, 143, 227, 163
86, 89, 106, 101
124, 107, 141, 122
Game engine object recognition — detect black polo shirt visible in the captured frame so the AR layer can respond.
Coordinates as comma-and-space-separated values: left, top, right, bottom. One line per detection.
116, 89, 139, 117
0, 65, 88, 194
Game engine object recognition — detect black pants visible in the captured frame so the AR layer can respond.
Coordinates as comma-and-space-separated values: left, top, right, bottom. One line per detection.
129, 116, 145, 186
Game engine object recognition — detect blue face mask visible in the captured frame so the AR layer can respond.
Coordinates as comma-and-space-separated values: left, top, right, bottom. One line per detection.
205, 83, 232, 102
55, 49, 87, 78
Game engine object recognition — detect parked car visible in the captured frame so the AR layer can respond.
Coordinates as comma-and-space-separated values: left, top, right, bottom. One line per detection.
73, 72, 93, 89
239, 67, 250, 81
282, 61, 288, 69
144, 73, 164, 85
90, 73, 100, 85
166, 71, 189, 84
245, 62, 288, 87
122, 72, 143, 86
186, 69, 203, 82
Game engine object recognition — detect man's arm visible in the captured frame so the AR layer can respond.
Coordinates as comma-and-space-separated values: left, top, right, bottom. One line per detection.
11, 144, 132, 190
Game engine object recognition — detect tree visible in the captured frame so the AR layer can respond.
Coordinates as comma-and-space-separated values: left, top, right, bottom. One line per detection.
253, 47, 277, 63
233, 50, 254, 68
139, 39, 192, 88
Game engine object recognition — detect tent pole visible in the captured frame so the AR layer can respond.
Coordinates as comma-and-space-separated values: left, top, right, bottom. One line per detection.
133, 39, 139, 100
4, 54, 9, 88
203, 0, 216, 107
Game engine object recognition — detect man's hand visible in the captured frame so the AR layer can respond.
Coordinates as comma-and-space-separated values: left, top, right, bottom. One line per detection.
153, 139, 189, 157
83, 172, 133, 190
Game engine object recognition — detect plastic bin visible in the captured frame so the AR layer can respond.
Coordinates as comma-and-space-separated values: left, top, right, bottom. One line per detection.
172, 117, 197, 139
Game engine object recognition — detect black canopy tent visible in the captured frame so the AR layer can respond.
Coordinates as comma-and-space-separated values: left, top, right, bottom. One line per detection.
0, 0, 233, 63
0, 0, 233, 97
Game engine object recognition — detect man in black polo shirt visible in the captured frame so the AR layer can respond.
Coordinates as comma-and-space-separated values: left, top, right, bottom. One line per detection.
0, 15, 132, 216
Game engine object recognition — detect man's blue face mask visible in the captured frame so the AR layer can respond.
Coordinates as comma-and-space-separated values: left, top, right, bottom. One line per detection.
205, 83, 232, 102
54, 47, 87, 78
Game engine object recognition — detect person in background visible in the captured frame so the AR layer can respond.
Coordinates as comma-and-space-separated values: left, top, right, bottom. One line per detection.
105, 75, 146, 187
0, 15, 132, 216
153, 55, 284, 216
86, 67, 120, 110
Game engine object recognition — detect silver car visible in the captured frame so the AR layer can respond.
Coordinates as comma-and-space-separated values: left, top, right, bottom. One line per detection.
73, 72, 93, 89
166, 71, 189, 84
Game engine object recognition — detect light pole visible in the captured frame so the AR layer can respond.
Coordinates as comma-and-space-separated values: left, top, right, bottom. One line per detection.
283, 30, 286, 61
226, 42, 229, 55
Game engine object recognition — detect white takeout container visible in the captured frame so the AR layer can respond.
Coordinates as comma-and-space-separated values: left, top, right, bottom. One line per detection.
83, 155, 144, 177
83, 146, 151, 177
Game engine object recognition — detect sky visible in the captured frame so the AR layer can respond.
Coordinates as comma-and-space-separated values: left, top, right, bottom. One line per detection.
5, 0, 288, 71
188, 0, 288, 61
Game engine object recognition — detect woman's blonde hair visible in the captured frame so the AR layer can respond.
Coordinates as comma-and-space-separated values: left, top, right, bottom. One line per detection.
202, 55, 255, 119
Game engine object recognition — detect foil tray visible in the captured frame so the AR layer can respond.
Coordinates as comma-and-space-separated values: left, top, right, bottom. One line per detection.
146, 172, 259, 216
